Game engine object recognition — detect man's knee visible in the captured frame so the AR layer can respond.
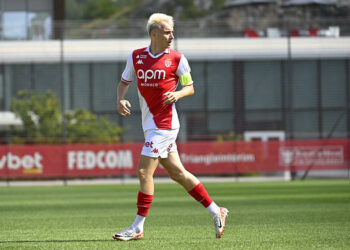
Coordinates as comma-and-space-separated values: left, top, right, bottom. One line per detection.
137, 168, 153, 182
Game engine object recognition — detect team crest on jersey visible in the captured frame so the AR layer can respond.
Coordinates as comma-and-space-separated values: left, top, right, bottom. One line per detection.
165, 59, 172, 68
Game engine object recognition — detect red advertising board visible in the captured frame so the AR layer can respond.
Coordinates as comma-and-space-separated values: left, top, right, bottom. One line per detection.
0, 145, 64, 178
0, 139, 349, 179
65, 144, 142, 178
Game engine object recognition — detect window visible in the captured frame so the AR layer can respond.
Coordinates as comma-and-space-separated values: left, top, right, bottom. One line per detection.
27, 12, 52, 40
0, 66, 4, 110
1, 0, 53, 40
208, 112, 233, 132
178, 62, 205, 111
122, 113, 143, 142
2, 11, 27, 39
7, 64, 32, 97
292, 111, 319, 139
245, 61, 281, 110
92, 63, 118, 112
71, 63, 90, 110
322, 110, 347, 138
289, 60, 318, 109
207, 62, 233, 111
186, 112, 207, 140
245, 111, 283, 130
321, 60, 346, 108
34, 64, 61, 96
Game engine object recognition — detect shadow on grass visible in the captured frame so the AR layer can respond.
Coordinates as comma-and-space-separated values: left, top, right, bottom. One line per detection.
0, 239, 112, 244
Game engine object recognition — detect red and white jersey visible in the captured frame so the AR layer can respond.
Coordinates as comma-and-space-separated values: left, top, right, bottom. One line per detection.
121, 46, 193, 132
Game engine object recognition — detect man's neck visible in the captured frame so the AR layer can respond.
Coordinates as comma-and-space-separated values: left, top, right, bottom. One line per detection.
149, 43, 167, 56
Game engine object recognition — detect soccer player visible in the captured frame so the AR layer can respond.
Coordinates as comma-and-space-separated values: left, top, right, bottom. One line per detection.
113, 13, 228, 241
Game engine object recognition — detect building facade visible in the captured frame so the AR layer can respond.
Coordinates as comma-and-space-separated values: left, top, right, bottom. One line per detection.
0, 38, 349, 142
0, 0, 64, 40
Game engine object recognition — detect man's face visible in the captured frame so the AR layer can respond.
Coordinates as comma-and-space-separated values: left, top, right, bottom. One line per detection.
153, 22, 174, 49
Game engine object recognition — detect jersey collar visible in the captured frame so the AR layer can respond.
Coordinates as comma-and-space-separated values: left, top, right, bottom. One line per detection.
145, 46, 170, 58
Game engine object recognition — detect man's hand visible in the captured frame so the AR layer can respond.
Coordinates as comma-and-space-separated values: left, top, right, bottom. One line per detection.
163, 85, 194, 105
117, 100, 131, 116
163, 91, 180, 105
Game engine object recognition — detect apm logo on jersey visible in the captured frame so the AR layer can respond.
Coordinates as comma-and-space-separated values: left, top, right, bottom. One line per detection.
137, 69, 166, 83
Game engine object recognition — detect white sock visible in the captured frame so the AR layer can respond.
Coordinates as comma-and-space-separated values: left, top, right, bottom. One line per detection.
207, 201, 220, 217
131, 215, 146, 232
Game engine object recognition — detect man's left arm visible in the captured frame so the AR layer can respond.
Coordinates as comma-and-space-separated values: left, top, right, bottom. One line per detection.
164, 54, 194, 105
163, 84, 194, 105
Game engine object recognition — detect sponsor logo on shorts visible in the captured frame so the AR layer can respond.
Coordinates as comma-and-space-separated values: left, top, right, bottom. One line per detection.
167, 143, 173, 152
144, 141, 154, 148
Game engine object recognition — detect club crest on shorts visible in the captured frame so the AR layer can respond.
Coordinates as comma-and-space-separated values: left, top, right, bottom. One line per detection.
165, 59, 172, 68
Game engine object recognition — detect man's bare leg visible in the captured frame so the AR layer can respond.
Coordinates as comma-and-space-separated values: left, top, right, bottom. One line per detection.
160, 152, 229, 238
160, 152, 218, 209
113, 155, 159, 241
159, 152, 199, 191
137, 155, 159, 194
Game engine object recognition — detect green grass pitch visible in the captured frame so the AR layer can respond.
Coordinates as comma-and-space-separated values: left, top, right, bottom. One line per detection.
0, 180, 349, 249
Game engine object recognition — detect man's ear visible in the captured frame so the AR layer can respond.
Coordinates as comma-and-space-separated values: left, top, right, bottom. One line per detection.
150, 28, 158, 38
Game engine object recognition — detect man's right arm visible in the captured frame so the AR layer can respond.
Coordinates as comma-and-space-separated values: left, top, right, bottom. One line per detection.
117, 52, 135, 116
117, 81, 132, 116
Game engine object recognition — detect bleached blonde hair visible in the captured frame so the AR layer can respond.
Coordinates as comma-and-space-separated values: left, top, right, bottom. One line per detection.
146, 13, 174, 35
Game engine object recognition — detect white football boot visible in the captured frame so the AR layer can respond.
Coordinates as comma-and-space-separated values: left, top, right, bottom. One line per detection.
213, 207, 229, 238
113, 227, 144, 241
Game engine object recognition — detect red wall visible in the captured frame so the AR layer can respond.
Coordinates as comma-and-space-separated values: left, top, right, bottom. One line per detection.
0, 139, 348, 179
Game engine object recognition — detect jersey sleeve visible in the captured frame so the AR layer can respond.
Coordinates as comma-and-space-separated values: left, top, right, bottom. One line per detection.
121, 52, 135, 83
176, 54, 193, 86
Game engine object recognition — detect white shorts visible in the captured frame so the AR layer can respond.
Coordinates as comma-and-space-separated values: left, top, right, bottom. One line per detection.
141, 129, 179, 158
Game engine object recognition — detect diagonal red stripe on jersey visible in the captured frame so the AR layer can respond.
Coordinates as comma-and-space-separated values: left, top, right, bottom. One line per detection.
133, 48, 182, 130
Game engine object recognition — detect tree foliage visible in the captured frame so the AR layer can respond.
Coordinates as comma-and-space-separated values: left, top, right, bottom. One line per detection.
11, 91, 62, 141
65, 0, 224, 21
66, 0, 121, 20
65, 109, 123, 144
83, 0, 118, 20
65, 0, 85, 20
10, 91, 124, 144
179, 0, 208, 19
